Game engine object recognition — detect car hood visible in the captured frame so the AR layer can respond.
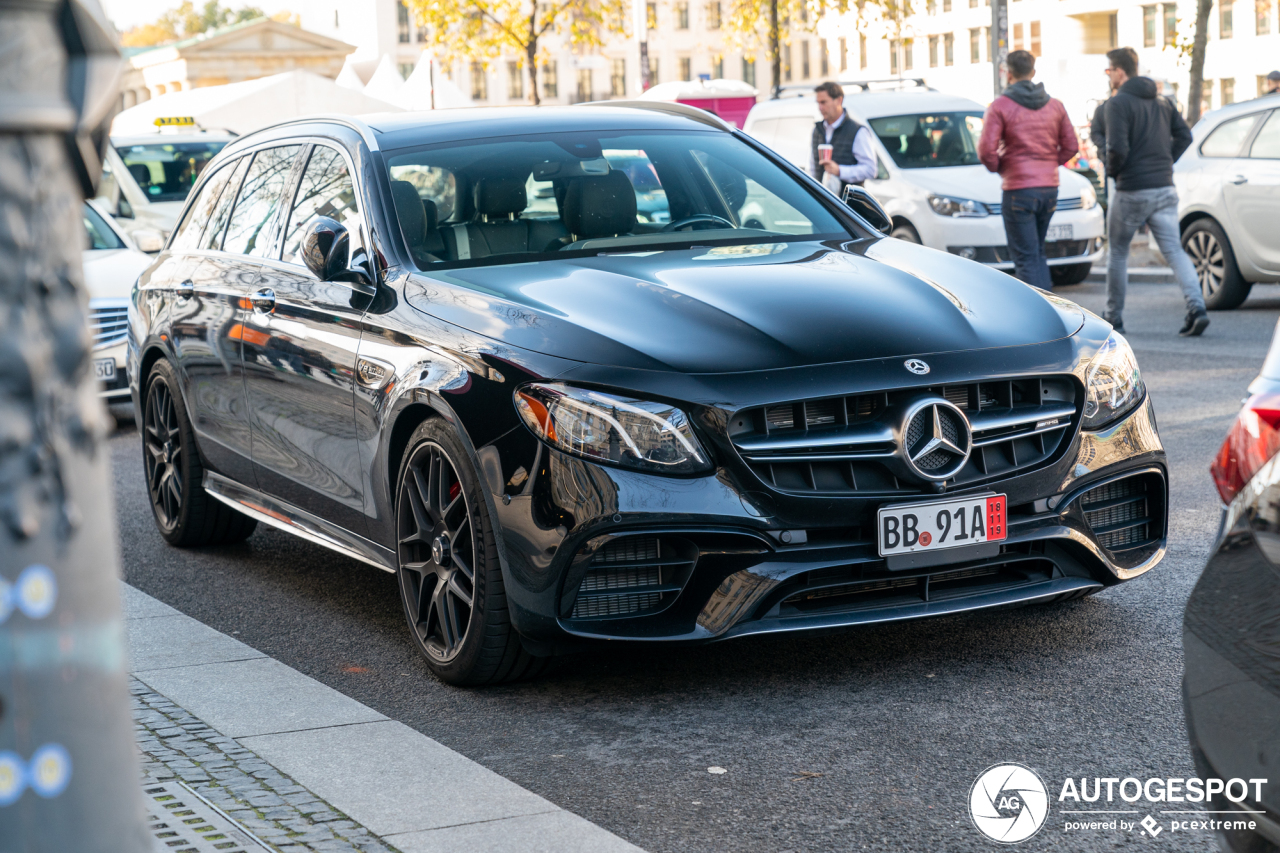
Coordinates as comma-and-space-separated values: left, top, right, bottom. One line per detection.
82, 247, 154, 299
403, 239, 1085, 374
892, 165, 1087, 203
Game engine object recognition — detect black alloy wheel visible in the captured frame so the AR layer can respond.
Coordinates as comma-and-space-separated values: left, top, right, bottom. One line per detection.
142, 360, 256, 546
1183, 218, 1251, 310
394, 420, 548, 685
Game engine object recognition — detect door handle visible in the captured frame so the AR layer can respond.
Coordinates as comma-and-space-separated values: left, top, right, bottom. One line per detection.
1229, 174, 1249, 185
175, 279, 194, 299
250, 287, 276, 314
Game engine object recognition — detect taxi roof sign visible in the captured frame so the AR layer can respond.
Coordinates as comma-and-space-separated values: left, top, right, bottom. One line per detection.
154, 116, 196, 127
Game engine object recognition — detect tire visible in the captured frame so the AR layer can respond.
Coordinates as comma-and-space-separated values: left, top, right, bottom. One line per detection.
1183, 218, 1252, 310
1050, 261, 1092, 287
890, 222, 921, 243
394, 420, 548, 686
142, 360, 257, 546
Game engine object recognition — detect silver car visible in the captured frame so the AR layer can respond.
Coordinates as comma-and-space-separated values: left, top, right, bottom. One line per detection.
1175, 98, 1280, 309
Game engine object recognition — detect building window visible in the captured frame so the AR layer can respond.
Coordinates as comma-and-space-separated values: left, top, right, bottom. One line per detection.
1029, 22, 1040, 56
397, 1, 410, 43
839, 37, 848, 71
707, 1, 722, 29
820, 40, 829, 75
943, 0, 952, 11
543, 61, 558, 98
1261, 75, 1271, 96
904, 39, 914, 70
676, 1, 689, 28
742, 56, 756, 86
646, 1, 657, 30
648, 56, 659, 84
970, 0, 978, 8
509, 61, 524, 100
927, 0, 937, 14
1143, 5, 1157, 45
576, 68, 592, 101
609, 58, 625, 96
1201, 82, 1213, 115
944, 32, 954, 64
970, 27, 981, 61
712, 55, 724, 78
471, 62, 487, 100
783, 43, 792, 81
1222, 77, 1235, 104
890, 39, 899, 74
398, 62, 414, 79
801, 41, 810, 78
929, 35, 939, 67
1013, 22, 1024, 50
1258, 0, 1271, 33
860, 33, 867, 70
1220, 0, 1233, 36
1164, 3, 1178, 44
679, 56, 692, 81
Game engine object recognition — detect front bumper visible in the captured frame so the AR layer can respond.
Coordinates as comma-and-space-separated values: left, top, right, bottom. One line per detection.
488, 393, 1167, 648
93, 339, 129, 401
915, 204, 1106, 270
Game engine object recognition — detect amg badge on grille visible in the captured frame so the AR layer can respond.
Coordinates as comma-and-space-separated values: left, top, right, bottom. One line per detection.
904, 358, 930, 375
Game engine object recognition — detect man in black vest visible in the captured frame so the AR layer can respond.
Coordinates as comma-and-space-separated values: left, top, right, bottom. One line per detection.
810, 81, 877, 195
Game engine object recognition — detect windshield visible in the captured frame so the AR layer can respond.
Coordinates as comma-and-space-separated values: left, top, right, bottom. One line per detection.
83, 203, 125, 250
385, 129, 848, 269
115, 140, 228, 202
870, 112, 984, 169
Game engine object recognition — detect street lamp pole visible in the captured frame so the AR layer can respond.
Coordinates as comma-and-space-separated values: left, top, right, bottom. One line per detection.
636, 0, 651, 92
0, 1, 151, 848
990, 0, 1009, 96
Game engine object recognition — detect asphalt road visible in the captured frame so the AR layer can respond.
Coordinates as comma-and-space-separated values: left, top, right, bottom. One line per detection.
111, 276, 1279, 852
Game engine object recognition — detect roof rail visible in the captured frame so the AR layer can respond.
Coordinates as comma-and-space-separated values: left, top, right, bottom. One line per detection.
575, 99, 735, 131
226, 114, 382, 151
773, 78, 932, 98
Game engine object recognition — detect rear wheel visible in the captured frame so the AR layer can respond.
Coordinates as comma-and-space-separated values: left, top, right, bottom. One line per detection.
1050, 262, 1092, 287
142, 360, 257, 546
395, 420, 548, 685
1183, 218, 1251, 310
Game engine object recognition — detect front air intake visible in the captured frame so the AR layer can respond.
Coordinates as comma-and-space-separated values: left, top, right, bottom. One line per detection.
1079, 475, 1158, 552
569, 535, 696, 620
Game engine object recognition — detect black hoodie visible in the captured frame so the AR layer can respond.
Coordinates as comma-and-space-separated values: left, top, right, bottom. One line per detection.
1004, 80, 1051, 110
1104, 76, 1193, 191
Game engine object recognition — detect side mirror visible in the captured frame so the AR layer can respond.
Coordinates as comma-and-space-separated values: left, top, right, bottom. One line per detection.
132, 228, 165, 253
301, 217, 372, 288
841, 185, 892, 235
117, 197, 134, 219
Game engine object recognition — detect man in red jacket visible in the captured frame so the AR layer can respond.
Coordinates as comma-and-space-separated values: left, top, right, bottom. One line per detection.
978, 50, 1079, 290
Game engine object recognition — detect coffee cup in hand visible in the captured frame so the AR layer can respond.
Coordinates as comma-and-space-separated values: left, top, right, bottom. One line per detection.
818, 143, 834, 162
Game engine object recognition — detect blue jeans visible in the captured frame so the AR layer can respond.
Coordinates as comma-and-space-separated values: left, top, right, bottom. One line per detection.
1105, 186, 1205, 323
1002, 187, 1058, 291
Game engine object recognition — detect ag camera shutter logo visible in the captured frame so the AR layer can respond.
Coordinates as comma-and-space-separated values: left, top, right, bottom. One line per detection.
969, 763, 1050, 843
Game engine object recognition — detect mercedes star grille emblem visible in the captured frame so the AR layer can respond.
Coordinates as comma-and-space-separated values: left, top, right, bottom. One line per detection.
904, 358, 930, 375
900, 398, 972, 482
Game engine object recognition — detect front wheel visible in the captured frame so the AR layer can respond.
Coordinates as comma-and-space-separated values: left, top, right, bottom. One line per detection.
1050, 262, 1093, 287
395, 420, 548, 685
890, 222, 921, 243
1183, 218, 1251, 310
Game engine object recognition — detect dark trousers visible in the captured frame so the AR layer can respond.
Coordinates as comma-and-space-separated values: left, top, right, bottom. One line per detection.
1001, 187, 1058, 291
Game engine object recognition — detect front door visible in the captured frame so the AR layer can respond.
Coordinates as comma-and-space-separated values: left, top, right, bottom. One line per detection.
240, 143, 372, 534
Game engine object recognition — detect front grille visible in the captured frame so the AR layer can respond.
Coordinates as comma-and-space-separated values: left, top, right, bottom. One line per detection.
90, 299, 129, 349
729, 376, 1079, 495
569, 535, 696, 620
1080, 476, 1153, 552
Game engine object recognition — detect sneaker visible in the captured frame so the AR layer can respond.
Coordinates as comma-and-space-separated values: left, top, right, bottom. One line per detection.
1179, 311, 1210, 337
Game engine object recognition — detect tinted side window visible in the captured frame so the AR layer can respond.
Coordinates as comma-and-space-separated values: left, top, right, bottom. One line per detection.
201, 157, 251, 251
1200, 113, 1262, 158
1250, 111, 1280, 159
222, 145, 302, 258
170, 161, 235, 252
281, 145, 365, 265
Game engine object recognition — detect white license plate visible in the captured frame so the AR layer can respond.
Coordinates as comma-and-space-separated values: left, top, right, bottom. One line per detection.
94, 358, 116, 381
878, 494, 1007, 557
1046, 223, 1072, 241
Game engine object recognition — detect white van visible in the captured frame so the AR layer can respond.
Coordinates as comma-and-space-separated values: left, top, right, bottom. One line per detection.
96, 129, 234, 251
744, 84, 1104, 286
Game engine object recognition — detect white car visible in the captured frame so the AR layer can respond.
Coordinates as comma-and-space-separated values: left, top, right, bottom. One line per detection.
1175, 98, 1280, 310
83, 200, 153, 404
744, 86, 1105, 286
95, 129, 233, 251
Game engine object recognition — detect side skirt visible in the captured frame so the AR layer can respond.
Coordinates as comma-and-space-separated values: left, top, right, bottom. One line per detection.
203, 471, 396, 573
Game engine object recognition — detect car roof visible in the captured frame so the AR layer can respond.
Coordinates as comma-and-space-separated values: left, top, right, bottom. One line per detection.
112, 131, 236, 146
749, 89, 987, 121
1195, 97, 1278, 129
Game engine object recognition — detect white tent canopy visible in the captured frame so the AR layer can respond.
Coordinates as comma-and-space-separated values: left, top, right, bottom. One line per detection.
334, 59, 366, 92
394, 52, 473, 111
636, 79, 759, 101
362, 54, 406, 104
111, 70, 402, 136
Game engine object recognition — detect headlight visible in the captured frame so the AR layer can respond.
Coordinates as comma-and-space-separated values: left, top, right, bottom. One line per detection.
928, 195, 989, 217
1082, 332, 1146, 430
1079, 183, 1098, 210
514, 383, 712, 475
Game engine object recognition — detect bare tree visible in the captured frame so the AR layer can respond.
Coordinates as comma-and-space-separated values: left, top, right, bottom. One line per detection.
1185, 0, 1214, 124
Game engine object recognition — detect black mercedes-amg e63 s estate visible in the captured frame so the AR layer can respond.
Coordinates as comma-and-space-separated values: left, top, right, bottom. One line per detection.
129, 103, 1168, 684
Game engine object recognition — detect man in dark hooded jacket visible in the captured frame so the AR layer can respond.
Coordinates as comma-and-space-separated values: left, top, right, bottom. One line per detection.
1102, 47, 1204, 336
978, 50, 1078, 291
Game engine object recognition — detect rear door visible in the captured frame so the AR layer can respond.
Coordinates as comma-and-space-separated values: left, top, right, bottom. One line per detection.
1225, 110, 1280, 276
240, 142, 373, 534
